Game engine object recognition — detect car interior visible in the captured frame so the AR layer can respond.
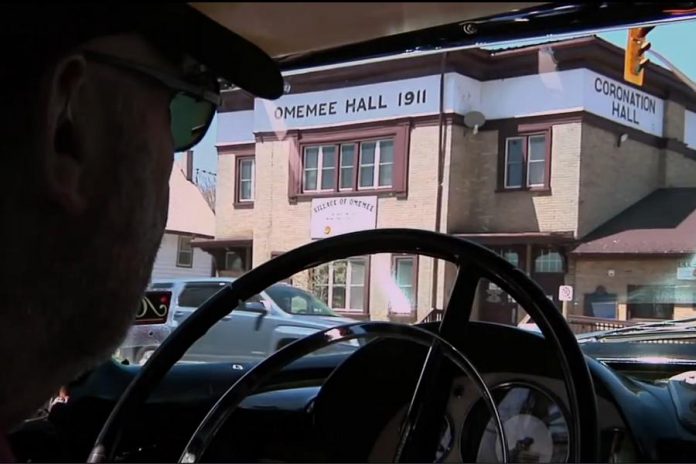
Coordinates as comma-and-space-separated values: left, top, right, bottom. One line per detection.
9, 3, 696, 463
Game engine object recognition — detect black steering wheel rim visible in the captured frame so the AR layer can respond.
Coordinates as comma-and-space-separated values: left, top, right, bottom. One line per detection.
178, 321, 510, 463
89, 228, 599, 463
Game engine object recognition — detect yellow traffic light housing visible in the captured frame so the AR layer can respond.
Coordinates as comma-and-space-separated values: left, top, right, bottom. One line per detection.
624, 26, 654, 86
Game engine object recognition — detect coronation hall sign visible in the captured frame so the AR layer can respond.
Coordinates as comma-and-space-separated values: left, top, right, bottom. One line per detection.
584, 70, 664, 137
254, 75, 441, 132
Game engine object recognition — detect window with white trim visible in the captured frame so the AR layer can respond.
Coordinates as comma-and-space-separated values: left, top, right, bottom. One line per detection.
176, 235, 193, 268
503, 133, 549, 189
312, 257, 367, 312
302, 138, 394, 193
237, 157, 255, 202
393, 255, 417, 310
534, 250, 564, 273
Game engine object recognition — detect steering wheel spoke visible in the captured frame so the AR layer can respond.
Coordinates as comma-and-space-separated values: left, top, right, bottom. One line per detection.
394, 263, 483, 462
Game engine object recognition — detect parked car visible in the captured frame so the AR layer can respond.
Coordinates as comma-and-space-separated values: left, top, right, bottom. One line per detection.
117, 278, 359, 364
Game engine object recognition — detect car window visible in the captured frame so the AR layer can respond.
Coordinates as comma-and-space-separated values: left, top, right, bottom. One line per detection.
264, 284, 337, 316
178, 283, 228, 307
149, 282, 173, 290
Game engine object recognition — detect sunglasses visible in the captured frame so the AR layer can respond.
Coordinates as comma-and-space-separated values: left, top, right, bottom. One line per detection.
83, 50, 221, 152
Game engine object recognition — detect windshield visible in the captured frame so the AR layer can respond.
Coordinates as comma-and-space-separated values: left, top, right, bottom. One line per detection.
265, 283, 337, 316
112, 17, 696, 369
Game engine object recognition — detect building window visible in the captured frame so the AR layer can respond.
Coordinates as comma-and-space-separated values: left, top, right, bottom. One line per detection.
312, 257, 368, 313
392, 255, 417, 312
502, 132, 550, 190
628, 285, 675, 320
225, 251, 244, 273
176, 235, 193, 268
289, 123, 410, 199
534, 249, 564, 273
303, 139, 393, 193
500, 250, 520, 268
359, 140, 394, 189
235, 156, 255, 205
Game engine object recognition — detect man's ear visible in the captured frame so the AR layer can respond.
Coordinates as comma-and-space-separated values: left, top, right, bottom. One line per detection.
42, 54, 88, 215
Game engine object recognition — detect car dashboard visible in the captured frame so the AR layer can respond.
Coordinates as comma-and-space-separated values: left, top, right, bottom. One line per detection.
9, 322, 696, 463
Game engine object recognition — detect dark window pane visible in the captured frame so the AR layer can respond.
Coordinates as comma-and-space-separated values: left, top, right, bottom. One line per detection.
506, 163, 523, 187
304, 169, 317, 190
529, 135, 546, 161
322, 146, 336, 167
241, 180, 252, 200
396, 259, 413, 286
360, 166, 374, 187
240, 159, 253, 178
332, 287, 346, 308
378, 164, 393, 187
379, 140, 394, 163
304, 147, 319, 168
506, 138, 524, 163
527, 161, 545, 186
321, 167, 335, 190
361, 142, 376, 165
350, 259, 365, 283
350, 287, 364, 310
340, 167, 353, 189
534, 251, 563, 273
341, 145, 355, 166
333, 261, 347, 285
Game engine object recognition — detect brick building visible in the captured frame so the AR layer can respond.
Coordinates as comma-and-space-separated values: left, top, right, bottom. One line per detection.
195, 36, 696, 324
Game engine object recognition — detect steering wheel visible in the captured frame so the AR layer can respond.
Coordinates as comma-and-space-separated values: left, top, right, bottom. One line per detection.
89, 229, 599, 463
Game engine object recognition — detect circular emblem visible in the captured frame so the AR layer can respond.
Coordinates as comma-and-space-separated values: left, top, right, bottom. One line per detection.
324, 226, 332, 235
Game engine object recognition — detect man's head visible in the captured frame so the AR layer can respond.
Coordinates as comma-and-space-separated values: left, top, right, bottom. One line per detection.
0, 5, 282, 428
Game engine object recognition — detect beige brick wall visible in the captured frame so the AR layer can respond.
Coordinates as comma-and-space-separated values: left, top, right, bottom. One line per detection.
572, 258, 696, 320
216, 152, 254, 239
216, 124, 446, 321
577, 125, 661, 238
448, 123, 581, 234
665, 151, 696, 187
664, 99, 686, 141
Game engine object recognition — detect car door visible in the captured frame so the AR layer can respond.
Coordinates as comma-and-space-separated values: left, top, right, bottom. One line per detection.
207, 292, 272, 362
175, 282, 269, 363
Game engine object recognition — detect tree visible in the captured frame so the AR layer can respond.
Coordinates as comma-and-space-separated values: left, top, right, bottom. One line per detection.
195, 169, 217, 212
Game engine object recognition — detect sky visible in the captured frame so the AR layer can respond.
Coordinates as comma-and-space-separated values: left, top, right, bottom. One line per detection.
178, 19, 696, 178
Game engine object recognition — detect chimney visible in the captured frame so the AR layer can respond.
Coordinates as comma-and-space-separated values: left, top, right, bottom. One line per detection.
185, 150, 194, 182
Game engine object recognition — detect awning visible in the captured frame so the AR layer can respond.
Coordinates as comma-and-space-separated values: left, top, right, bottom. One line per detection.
191, 236, 252, 249
572, 188, 696, 255
454, 231, 575, 246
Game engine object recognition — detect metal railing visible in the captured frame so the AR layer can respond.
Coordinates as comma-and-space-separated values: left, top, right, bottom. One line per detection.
419, 309, 642, 335
421, 308, 445, 323
566, 315, 639, 334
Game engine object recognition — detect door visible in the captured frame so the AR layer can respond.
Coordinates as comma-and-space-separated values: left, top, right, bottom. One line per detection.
201, 292, 272, 362
530, 247, 566, 311
478, 246, 525, 324
174, 282, 267, 363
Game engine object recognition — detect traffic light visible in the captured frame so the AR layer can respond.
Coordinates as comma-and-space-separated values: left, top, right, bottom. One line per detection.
624, 26, 654, 86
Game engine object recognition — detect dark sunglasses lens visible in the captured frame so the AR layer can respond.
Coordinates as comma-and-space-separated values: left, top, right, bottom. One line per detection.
170, 93, 216, 151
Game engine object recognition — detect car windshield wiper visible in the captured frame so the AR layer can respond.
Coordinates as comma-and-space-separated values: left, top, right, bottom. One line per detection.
577, 316, 696, 343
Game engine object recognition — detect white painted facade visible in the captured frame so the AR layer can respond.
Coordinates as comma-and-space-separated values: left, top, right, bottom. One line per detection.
150, 233, 213, 281
219, 67, 670, 140
148, 161, 216, 282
